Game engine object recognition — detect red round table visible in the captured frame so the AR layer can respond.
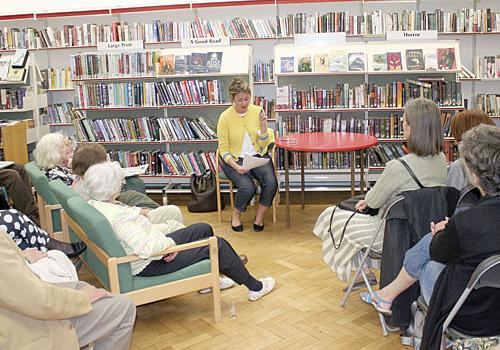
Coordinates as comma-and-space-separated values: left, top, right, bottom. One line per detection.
275, 132, 379, 227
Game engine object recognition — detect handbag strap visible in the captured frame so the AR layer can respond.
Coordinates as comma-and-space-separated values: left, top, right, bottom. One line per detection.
328, 206, 357, 250
398, 158, 424, 189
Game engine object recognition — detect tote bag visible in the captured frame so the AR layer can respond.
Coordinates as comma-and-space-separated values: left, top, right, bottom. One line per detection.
188, 169, 224, 212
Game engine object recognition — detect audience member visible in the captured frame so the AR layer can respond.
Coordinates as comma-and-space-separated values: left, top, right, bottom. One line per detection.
84, 161, 276, 301
360, 125, 500, 348
313, 98, 447, 288
0, 231, 136, 350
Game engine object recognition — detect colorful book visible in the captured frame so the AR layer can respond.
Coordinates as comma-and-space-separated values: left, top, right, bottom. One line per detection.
483, 56, 496, 78
206, 51, 223, 73
313, 53, 329, 72
7, 68, 26, 82
190, 52, 208, 74
425, 53, 438, 71
329, 50, 347, 72
406, 49, 425, 71
158, 53, 175, 75
280, 56, 294, 73
348, 52, 365, 71
387, 52, 402, 71
437, 48, 457, 70
298, 54, 312, 72
372, 53, 387, 72
174, 55, 189, 74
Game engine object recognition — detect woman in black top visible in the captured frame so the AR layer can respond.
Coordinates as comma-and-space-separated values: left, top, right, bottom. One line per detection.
361, 124, 500, 348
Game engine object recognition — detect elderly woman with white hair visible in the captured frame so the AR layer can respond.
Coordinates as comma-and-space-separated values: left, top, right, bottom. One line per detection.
34, 132, 75, 185
83, 161, 276, 301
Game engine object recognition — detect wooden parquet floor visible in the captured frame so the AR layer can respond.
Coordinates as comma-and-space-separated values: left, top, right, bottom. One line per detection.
79, 205, 408, 350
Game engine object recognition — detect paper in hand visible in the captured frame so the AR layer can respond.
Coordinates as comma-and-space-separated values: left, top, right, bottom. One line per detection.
122, 164, 149, 178
242, 152, 269, 170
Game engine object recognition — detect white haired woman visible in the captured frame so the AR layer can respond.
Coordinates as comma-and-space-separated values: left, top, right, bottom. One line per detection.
34, 133, 75, 185
83, 161, 276, 301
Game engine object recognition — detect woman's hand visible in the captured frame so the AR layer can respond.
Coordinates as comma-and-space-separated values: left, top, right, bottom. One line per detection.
355, 199, 368, 212
259, 110, 268, 131
80, 284, 113, 303
22, 248, 48, 264
431, 217, 449, 235
163, 252, 178, 262
234, 164, 249, 174
140, 208, 150, 217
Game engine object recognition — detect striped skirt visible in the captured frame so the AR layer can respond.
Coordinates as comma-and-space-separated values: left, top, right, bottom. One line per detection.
313, 205, 385, 282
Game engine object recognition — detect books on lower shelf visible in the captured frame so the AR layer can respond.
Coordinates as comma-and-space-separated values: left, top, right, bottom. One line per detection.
253, 60, 274, 83
474, 55, 500, 79
107, 149, 216, 176
476, 94, 500, 116
253, 96, 275, 119
0, 87, 28, 110
367, 144, 408, 167
45, 102, 77, 124
74, 116, 216, 142
41, 67, 73, 90
276, 149, 372, 171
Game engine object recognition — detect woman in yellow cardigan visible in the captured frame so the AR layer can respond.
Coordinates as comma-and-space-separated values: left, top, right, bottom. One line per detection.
217, 78, 278, 232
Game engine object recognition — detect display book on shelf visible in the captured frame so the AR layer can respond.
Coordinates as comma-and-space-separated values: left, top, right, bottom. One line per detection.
71, 44, 251, 189
0, 49, 48, 164
273, 39, 461, 188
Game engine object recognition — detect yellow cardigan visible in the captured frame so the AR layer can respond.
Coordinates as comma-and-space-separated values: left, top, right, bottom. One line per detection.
217, 104, 275, 162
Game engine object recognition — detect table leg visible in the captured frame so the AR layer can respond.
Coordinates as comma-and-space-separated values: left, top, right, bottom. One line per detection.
301, 151, 305, 210
285, 149, 290, 228
350, 151, 355, 197
360, 149, 365, 194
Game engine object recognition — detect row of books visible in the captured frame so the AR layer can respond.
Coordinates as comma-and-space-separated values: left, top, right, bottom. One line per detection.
40, 67, 73, 90
0, 87, 27, 110
156, 51, 223, 75
276, 80, 462, 110
107, 149, 216, 176
474, 55, 500, 79
45, 102, 75, 124
276, 8, 500, 36
70, 52, 156, 80
275, 149, 371, 171
275, 111, 456, 139
74, 79, 224, 108
74, 116, 216, 143
476, 94, 500, 116
280, 47, 457, 73
253, 96, 275, 119
253, 60, 274, 83
367, 144, 408, 167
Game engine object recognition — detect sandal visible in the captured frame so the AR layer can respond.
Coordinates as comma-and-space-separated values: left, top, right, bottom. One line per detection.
360, 291, 393, 316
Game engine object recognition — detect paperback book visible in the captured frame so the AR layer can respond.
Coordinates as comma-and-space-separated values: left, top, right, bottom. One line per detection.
372, 53, 387, 71
406, 49, 425, 71
11, 49, 28, 68
437, 48, 457, 70
280, 56, 295, 73
425, 53, 438, 71
174, 55, 189, 74
0, 58, 10, 80
158, 53, 175, 75
348, 52, 365, 71
206, 52, 223, 73
7, 68, 26, 82
387, 52, 402, 71
298, 54, 312, 72
329, 50, 347, 72
314, 53, 329, 72
483, 56, 496, 78
190, 53, 208, 74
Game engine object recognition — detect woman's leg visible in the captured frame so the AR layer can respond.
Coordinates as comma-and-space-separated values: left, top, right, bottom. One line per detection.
148, 205, 184, 225
220, 159, 256, 226
249, 156, 278, 225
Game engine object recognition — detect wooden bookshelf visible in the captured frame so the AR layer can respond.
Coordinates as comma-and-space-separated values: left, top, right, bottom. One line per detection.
0, 120, 28, 164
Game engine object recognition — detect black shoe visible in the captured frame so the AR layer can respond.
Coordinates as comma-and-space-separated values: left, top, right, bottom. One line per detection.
253, 221, 264, 232
47, 239, 87, 258
231, 223, 244, 232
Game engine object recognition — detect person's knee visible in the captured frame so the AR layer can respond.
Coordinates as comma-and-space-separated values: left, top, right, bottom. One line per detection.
238, 180, 256, 195
191, 222, 214, 237
0, 169, 21, 186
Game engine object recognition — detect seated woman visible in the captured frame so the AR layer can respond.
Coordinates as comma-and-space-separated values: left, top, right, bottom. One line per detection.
83, 161, 276, 301
361, 125, 500, 348
0, 208, 86, 258
447, 109, 495, 190
71, 143, 183, 230
21, 247, 78, 283
217, 78, 278, 232
313, 98, 447, 286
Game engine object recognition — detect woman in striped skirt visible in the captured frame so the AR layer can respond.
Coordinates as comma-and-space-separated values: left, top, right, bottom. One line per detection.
313, 98, 448, 285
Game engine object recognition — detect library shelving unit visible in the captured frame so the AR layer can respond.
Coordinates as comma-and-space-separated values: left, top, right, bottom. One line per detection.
273, 40, 462, 190
71, 45, 252, 189
0, 53, 49, 163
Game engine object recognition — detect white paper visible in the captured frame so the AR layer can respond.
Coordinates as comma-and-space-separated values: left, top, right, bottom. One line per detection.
242, 153, 269, 170
122, 164, 148, 178
0, 161, 14, 169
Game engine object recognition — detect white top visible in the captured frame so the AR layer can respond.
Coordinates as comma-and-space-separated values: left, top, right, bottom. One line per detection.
239, 131, 257, 158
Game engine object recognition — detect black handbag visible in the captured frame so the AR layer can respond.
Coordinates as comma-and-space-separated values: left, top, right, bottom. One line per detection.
187, 169, 224, 212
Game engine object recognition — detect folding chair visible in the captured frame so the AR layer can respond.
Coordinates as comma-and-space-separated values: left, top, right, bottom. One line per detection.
340, 195, 405, 336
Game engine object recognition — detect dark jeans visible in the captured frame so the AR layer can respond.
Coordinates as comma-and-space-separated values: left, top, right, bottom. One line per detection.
0, 164, 39, 225
220, 154, 278, 212
138, 223, 254, 286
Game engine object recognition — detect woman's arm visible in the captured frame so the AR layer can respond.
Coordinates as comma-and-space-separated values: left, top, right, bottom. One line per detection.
365, 160, 404, 209
217, 112, 232, 163
429, 219, 462, 263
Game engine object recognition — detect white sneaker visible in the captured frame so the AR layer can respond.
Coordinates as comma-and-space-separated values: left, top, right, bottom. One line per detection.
198, 276, 236, 294
247, 277, 275, 301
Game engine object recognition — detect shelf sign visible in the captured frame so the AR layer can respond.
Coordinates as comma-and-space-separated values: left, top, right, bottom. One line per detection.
181, 37, 230, 48
387, 30, 438, 41
295, 32, 346, 46
97, 40, 144, 52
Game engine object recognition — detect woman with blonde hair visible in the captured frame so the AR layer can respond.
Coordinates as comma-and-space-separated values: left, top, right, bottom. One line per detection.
217, 78, 278, 232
